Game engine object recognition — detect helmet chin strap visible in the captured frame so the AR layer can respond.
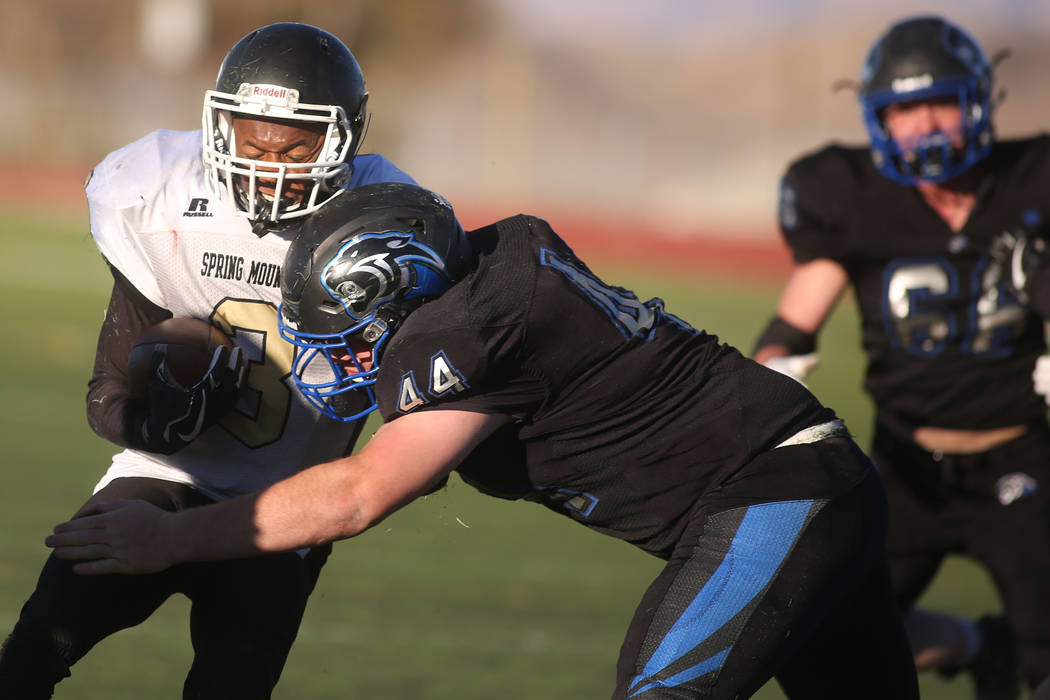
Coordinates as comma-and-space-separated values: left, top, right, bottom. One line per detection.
244, 183, 306, 236
329, 388, 374, 419
243, 164, 352, 237
250, 213, 302, 237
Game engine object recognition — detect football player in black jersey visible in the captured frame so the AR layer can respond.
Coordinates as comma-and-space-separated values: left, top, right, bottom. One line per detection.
45, 183, 920, 699
753, 15, 1050, 699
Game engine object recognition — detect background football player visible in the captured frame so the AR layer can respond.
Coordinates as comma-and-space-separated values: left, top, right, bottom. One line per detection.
46, 182, 920, 699
752, 15, 1050, 699
0, 22, 423, 699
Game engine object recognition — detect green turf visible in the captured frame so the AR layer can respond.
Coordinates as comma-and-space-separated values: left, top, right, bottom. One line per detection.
0, 207, 1009, 698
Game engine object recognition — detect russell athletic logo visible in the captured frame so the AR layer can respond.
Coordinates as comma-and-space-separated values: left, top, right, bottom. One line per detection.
183, 198, 214, 218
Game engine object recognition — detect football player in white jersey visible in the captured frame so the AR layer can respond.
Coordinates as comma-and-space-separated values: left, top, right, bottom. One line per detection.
0, 22, 420, 699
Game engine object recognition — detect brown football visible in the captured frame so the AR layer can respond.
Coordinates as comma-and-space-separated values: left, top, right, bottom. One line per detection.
127, 317, 235, 399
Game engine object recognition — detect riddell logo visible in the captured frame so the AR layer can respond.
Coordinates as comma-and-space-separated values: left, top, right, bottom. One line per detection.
891, 74, 933, 93
237, 83, 299, 108
183, 198, 214, 218
236, 83, 299, 109
252, 85, 288, 100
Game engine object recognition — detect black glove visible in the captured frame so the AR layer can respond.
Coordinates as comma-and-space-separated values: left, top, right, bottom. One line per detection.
989, 228, 1048, 303
139, 345, 245, 454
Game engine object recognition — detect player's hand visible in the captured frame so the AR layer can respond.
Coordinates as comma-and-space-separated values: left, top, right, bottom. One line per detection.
762, 353, 820, 387
1033, 356, 1050, 406
140, 345, 245, 454
45, 500, 177, 574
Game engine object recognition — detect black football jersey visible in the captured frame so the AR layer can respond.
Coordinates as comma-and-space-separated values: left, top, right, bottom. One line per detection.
779, 136, 1050, 435
375, 215, 835, 557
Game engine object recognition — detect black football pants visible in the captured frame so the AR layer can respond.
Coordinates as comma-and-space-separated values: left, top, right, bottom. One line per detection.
0, 477, 329, 699
614, 436, 919, 699
876, 419, 1050, 687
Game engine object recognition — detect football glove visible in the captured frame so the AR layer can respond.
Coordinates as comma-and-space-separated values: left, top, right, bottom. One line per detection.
139, 345, 245, 454
762, 353, 820, 388
1033, 355, 1050, 406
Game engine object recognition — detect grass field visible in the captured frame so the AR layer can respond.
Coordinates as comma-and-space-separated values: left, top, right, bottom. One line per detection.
0, 206, 1008, 698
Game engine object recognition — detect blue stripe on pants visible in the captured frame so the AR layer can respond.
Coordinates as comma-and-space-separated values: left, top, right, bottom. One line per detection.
628, 500, 814, 696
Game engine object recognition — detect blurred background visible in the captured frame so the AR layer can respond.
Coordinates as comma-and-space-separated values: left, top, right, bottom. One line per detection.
4, 0, 1049, 240
1, 1, 1047, 698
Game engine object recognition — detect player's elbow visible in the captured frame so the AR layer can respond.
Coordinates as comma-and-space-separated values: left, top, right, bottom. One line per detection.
332, 500, 375, 541
333, 477, 429, 541
323, 479, 388, 542
85, 384, 142, 449
316, 453, 441, 542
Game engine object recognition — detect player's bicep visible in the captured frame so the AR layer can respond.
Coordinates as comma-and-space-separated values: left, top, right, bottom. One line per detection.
353, 410, 512, 517
778, 164, 854, 265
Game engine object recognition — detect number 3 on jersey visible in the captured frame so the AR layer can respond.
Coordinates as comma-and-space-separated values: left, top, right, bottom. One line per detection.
397, 351, 469, 413
211, 299, 294, 447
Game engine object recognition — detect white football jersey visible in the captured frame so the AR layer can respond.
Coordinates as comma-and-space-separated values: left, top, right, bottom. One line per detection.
87, 129, 408, 500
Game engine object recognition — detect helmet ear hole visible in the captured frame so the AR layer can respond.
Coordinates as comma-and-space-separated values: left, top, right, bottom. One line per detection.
400, 217, 425, 235
320, 299, 344, 314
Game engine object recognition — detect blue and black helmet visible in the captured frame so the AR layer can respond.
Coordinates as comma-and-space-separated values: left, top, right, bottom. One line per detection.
278, 182, 470, 421
859, 16, 994, 185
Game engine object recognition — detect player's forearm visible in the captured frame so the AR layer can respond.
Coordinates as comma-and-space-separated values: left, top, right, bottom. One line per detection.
753, 344, 789, 364
249, 458, 375, 551
168, 457, 374, 563
46, 455, 383, 575
226, 415, 483, 559
775, 259, 849, 330
162, 413, 495, 566
86, 376, 147, 449
87, 268, 172, 449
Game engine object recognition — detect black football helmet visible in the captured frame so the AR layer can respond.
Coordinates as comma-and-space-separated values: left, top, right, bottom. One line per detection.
859, 16, 993, 185
202, 23, 369, 231
278, 182, 471, 421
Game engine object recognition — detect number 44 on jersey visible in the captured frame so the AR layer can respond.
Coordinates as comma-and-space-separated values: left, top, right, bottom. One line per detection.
397, 351, 469, 413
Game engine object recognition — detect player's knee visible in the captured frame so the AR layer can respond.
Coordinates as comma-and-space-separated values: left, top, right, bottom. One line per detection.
0, 625, 74, 697
184, 640, 288, 699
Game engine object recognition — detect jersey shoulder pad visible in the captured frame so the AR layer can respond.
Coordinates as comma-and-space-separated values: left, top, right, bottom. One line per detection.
783, 142, 872, 193
465, 215, 542, 327
86, 129, 202, 210
85, 129, 201, 309
778, 143, 872, 263
346, 153, 417, 188
989, 134, 1050, 186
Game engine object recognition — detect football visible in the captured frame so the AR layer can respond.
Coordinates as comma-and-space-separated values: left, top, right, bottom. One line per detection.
127, 317, 235, 399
